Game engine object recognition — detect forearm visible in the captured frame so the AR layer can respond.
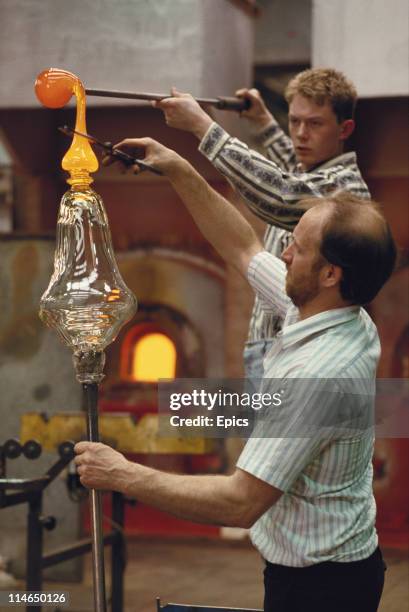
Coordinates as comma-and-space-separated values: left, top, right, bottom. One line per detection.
210, 150, 305, 231
74, 441, 281, 527
257, 121, 297, 171
199, 124, 308, 231
168, 159, 262, 274
121, 463, 250, 527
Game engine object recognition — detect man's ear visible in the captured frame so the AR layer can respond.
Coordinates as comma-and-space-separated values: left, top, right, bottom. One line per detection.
339, 119, 355, 141
321, 263, 343, 289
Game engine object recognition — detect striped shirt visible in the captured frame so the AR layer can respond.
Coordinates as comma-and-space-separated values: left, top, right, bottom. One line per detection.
236, 251, 379, 567
199, 121, 370, 342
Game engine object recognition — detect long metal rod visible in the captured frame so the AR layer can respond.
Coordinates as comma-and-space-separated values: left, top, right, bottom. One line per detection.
85, 88, 250, 111
83, 383, 107, 612
86, 88, 216, 103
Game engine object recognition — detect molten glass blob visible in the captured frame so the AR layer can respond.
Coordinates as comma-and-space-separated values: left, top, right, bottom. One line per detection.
35, 68, 98, 186
39, 187, 137, 367
35, 67, 75, 108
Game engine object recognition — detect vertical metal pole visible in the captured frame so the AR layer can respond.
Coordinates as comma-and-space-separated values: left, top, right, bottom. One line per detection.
0, 447, 5, 507
26, 491, 43, 612
83, 383, 107, 612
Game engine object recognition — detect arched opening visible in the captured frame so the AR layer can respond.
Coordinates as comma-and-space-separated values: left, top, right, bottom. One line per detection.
118, 319, 182, 384
108, 303, 206, 388
131, 332, 176, 382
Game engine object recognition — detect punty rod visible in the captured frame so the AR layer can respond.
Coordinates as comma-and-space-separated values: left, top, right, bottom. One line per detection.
85, 88, 250, 112
83, 383, 107, 612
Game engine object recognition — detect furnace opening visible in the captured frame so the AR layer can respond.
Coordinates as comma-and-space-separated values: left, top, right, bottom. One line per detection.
131, 332, 177, 382
119, 320, 180, 383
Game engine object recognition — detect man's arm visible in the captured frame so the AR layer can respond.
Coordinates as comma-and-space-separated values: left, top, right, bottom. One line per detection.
74, 442, 282, 528
235, 88, 297, 171
197, 123, 360, 231
154, 87, 296, 170
256, 122, 297, 172
154, 91, 368, 231
167, 155, 262, 275
109, 137, 263, 277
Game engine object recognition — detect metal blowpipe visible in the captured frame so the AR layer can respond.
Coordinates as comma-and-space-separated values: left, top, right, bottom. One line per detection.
84, 87, 251, 111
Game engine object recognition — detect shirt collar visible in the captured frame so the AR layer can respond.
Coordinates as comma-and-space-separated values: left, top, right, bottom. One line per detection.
281, 306, 360, 349
295, 151, 358, 173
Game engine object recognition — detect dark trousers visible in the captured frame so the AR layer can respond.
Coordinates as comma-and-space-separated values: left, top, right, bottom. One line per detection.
263, 547, 386, 612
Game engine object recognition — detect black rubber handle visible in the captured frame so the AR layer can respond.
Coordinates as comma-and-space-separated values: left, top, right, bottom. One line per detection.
216, 96, 251, 111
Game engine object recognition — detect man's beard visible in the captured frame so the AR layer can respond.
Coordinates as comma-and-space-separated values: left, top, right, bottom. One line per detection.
285, 262, 322, 307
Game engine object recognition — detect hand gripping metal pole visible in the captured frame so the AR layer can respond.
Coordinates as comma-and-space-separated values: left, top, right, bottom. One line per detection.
83, 383, 107, 612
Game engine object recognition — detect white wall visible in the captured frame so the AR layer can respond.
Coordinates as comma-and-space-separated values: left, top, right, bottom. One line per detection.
0, 0, 254, 108
255, 0, 311, 65
313, 0, 409, 97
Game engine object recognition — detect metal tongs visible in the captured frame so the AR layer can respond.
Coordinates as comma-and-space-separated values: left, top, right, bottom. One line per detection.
58, 125, 163, 175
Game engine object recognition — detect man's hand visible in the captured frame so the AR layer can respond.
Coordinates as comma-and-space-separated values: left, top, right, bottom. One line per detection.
74, 441, 133, 492
235, 88, 274, 129
153, 87, 213, 140
102, 137, 188, 178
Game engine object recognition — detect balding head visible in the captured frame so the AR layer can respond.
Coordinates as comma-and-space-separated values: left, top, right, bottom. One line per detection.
304, 193, 397, 304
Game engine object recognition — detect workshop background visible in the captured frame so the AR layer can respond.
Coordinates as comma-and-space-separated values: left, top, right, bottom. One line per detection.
0, 0, 408, 609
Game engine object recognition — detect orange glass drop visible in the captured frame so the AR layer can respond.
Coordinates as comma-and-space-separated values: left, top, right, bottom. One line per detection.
34, 68, 98, 186
35, 68, 75, 108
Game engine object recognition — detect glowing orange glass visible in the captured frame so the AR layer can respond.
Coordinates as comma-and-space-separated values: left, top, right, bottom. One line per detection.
35, 68, 98, 185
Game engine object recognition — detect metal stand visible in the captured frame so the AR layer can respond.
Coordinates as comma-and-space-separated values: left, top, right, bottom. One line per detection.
0, 439, 126, 612
83, 383, 107, 612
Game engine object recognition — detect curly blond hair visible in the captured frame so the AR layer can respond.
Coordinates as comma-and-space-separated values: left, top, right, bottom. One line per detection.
285, 68, 357, 122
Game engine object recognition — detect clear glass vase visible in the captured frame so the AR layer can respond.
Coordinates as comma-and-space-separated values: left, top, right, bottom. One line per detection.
40, 181, 137, 380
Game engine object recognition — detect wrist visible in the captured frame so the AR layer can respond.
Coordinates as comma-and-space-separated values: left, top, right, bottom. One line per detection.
253, 112, 274, 129
192, 115, 213, 141
117, 459, 137, 495
166, 156, 193, 183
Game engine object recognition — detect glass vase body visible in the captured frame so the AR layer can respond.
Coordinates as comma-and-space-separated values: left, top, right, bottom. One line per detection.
40, 184, 137, 354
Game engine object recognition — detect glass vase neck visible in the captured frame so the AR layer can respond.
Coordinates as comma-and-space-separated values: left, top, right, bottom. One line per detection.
67, 171, 94, 189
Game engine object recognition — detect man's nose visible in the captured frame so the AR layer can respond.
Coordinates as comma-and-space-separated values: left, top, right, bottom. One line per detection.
281, 246, 292, 264
297, 122, 308, 139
